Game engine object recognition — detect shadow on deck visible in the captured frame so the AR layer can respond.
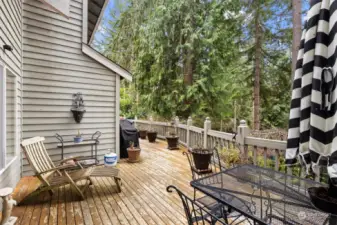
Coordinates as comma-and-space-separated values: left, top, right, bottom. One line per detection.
12, 140, 192, 225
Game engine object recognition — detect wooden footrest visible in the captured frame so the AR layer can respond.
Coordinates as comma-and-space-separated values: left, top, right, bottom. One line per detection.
90, 167, 119, 177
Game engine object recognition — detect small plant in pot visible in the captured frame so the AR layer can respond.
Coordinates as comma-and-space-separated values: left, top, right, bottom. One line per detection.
190, 146, 213, 173
127, 141, 141, 162
147, 129, 157, 143
74, 130, 83, 143
166, 131, 179, 150
139, 129, 147, 139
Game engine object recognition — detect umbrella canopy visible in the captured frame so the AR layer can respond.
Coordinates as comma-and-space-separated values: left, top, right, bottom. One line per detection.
286, 0, 337, 183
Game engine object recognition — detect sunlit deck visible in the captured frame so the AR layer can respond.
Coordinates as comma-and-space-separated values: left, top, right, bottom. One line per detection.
11, 140, 192, 225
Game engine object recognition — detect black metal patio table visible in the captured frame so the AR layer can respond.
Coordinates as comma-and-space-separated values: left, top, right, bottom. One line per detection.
190, 164, 331, 225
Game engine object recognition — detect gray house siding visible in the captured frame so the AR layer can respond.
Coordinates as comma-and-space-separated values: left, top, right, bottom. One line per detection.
22, 0, 117, 176
0, 0, 22, 75
0, 0, 22, 188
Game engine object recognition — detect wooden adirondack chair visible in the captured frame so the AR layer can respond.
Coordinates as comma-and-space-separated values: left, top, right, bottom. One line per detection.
20, 136, 121, 203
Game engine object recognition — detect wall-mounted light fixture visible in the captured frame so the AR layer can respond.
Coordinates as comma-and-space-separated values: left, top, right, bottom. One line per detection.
3, 45, 13, 52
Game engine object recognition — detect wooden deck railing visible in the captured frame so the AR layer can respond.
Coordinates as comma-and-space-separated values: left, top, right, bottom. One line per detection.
134, 117, 325, 183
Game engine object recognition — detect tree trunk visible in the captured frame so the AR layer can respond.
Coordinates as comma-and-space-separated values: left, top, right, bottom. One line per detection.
291, 0, 302, 83
233, 100, 237, 132
253, 10, 262, 130
184, 53, 193, 86
182, 53, 194, 118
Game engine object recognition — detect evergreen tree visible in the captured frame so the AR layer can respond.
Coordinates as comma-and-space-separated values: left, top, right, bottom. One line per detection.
98, 0, 298, 130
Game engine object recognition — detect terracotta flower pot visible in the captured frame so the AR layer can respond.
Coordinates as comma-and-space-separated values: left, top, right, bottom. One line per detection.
191, 148, 213, 170
166, 136, 179, 150
127, 147, 141, 162
147, 131, 157, 143
139, 130, 147, 139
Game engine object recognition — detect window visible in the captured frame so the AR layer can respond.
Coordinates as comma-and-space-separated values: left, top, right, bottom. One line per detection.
0, 63, 18, 170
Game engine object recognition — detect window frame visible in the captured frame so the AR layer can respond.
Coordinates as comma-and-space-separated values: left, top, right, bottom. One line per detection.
0, 61, 5, 169
0, 61, 19, 171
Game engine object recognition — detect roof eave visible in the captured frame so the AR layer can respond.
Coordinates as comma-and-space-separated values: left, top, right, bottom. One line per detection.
82, 44, 132, 82
88, 0, 110, 45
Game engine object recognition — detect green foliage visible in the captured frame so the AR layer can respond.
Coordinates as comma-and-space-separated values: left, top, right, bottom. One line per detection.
219, 146, 305, 181
120, 85, 133, 118
120, 80, 150, 119
220, 147, 241, 168
99, 0, 297, 129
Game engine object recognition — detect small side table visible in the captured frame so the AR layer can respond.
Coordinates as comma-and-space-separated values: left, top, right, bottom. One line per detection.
0, 187, 17, 225
56, 131, 101, 160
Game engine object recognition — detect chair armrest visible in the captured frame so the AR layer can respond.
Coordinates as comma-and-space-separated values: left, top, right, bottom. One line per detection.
37, 164, 76, 175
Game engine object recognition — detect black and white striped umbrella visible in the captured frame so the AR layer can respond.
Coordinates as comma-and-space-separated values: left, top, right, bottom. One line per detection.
286, 0, 337, 183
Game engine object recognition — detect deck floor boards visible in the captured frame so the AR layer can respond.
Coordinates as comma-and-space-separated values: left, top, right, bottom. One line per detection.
12, 140, 193, 225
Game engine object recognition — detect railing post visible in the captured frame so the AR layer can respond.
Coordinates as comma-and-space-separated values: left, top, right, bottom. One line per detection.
203, 117, 211, 149
237, 120, 249, 163
186, 116, 192, 148
174, 116, 179, 135
0, 187, 17, 225
134, 115, 138, 129
149, 116, 153, 130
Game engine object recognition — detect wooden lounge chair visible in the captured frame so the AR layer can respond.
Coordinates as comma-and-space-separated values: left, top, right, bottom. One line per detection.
20, 136, 122, 203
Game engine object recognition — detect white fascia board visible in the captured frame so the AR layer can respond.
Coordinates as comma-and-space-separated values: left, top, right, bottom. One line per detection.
82, 44, 132, 81
82, 0, 88, 44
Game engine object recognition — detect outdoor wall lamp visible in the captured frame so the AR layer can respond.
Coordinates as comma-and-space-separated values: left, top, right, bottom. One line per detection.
3, 44, 13, 52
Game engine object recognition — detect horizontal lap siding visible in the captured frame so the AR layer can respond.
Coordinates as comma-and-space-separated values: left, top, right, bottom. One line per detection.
22, 0, 117, 176
0, 0, 22, 75
0, 0, 22, 188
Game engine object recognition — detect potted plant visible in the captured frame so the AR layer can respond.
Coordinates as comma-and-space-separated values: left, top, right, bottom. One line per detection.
139, 129, 147, 139
166, 131, 179, 150
127, 141, 141, 162
191, 146, 213, 171
74, 130, 83, 143
147, 129, 157, 143
71, 92, 86, 123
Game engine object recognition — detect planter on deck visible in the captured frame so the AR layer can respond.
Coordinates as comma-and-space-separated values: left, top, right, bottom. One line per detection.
166, 136, 179, 150
191, 148, 213, 171
147, 131, 157, 143
127, 147, 141, 162
139, 130, 147, 139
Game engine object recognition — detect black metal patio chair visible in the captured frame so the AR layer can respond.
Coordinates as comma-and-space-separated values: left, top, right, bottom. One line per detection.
167, 185, 228, 225
184, 147, 255, 224
184, 147, 225, 207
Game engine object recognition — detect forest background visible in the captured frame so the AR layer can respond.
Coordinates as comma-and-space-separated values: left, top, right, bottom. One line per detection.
94, 0, 310, 132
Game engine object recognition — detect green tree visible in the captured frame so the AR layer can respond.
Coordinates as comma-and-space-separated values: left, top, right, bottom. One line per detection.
239, 0, 292, 129
100, 0, 294, 130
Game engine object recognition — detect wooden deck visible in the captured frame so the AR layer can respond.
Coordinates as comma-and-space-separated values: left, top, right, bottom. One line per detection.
11, 140, 193, 225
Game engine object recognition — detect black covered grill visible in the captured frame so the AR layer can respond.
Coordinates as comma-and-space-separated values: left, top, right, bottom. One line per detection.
120, 119, 140, 158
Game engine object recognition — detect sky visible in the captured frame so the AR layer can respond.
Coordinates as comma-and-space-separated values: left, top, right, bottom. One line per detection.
93, 0, 124, 46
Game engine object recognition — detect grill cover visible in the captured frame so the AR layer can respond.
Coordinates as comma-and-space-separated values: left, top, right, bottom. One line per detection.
120, 119, 139, 158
